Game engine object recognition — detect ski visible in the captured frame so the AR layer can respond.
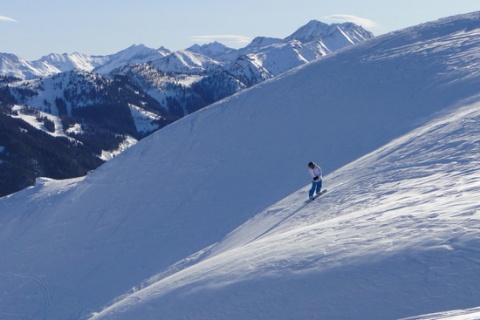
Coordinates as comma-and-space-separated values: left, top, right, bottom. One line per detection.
308, 189, 327, 201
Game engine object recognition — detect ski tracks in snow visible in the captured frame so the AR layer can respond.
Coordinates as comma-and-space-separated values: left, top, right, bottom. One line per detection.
1, 272, 52, 319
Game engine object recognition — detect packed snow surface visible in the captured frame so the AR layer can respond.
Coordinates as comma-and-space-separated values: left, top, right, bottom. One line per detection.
0, 11, 479, 320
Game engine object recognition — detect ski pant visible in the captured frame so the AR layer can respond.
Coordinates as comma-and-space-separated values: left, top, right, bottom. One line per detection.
309, 180, 322, 198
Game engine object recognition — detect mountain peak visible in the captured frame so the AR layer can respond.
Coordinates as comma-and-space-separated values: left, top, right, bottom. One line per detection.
186, 41, 234, 59
188, 41, 228, 51
285, 19, 373, 43
245, 36, 286, 49
93, 44, 169, 74
33, 52, 108, 73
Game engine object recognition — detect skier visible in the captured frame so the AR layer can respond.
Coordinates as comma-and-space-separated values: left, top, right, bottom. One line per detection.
307, 161, 323, 200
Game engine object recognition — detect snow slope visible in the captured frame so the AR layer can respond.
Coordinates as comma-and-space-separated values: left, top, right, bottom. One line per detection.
90, 93, 480, 320
0, 11, 479, 320
402, 306, 480, 320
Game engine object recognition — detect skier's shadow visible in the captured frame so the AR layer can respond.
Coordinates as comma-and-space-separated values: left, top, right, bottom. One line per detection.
247, 196, 317, 244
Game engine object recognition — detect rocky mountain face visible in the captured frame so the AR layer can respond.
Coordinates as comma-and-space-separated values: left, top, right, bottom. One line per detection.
0, 21, 373, 197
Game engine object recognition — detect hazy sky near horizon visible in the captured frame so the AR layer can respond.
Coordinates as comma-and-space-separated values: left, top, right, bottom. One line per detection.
1, 0, 478, 60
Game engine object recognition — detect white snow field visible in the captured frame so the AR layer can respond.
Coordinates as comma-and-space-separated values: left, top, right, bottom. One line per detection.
401, 306, 480, 320
0, 12, 479, 320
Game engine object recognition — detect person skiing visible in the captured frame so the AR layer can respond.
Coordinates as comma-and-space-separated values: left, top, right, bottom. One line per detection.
307, 161, 323, 200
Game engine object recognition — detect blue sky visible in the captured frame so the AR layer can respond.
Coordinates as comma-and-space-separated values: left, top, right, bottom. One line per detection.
1, 0, 478, 60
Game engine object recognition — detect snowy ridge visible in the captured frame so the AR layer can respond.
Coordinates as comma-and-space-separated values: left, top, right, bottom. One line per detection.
150, 50, 223, 74
186, 42, 235, 60
242, 41, 310, 76
0, 52, 49, 79
285, 20, 373, 53
0, 11, 479, 320
93, 44, 170, 74
34, 52, 109, 73
285, 20, 372, 43
0, 52, 109, 79
244, 36, 286, 50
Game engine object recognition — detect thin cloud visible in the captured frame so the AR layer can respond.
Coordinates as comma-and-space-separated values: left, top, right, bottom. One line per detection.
190, 35, 252, 46
0, 15, 18, 23
324, 14, 378, 29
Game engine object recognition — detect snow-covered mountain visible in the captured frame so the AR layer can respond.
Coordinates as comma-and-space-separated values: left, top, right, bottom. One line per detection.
286, 20, 372, 50
0, 20, 372, 80
227, 20, 373, 76
150, 50, 224, 74
34, 52, 110, 73
0, 52, 109, 79
107, 20, 373, 118
0, 11, 479, 320
0, 52, 50, 79
240, 40, 312, 76
93, 44, 171, 74
0, 45, 169, 80
186, 41, 236, 60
